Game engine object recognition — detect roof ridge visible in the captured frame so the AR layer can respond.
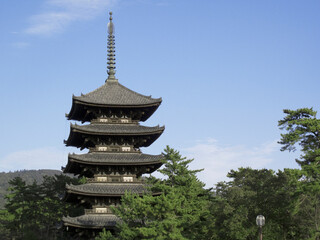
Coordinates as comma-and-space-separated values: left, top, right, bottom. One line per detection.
70, 152, 162, 156
74, 81, 162, 101
78, 82, 111, 98
71, 123, 164, 129
116, 82, 162, 101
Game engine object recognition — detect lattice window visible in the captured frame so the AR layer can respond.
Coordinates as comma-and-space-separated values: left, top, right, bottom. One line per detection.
99, 118, 108, 123
97, 146, 108, 151
97, 177, 107, 182
122, 146, 131, 151
96, 208, 107, 213
123, 177, 133, 182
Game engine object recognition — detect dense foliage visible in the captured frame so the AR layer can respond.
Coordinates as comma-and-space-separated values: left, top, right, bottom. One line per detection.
211, 168, 312, 239
0, 174, 81, 240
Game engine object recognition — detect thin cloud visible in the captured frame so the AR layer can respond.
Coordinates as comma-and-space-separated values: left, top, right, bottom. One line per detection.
0, 147, 69, 172
25, 0, 117, 36
182, 138, 278, 187
11, 42, 30, 48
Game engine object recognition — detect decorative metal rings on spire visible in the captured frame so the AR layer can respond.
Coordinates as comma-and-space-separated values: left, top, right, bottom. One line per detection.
107, 12, 117, 82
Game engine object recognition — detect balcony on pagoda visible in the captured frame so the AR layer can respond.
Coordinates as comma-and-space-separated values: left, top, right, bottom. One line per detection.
90, 144, 140, 153
87, 175, 142, 183
92, 116, 140, 124
85, 206, 114, 215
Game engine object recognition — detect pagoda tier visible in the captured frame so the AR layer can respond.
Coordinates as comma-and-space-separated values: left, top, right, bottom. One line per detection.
64, 123, 164, 149
64, 183, 160, 204
66, 183, 146, 197
67, 81, 162, 122
63, 152, 163, 177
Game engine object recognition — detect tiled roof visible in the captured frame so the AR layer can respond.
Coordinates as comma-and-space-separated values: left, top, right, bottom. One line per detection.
69, 152, 163, 164
73, 81, 161, 106
66, 183, 147, 196
63, 214, 119, 229
65, 123, 164, 148
71, 123, 164, 135
64, 152, 163, 176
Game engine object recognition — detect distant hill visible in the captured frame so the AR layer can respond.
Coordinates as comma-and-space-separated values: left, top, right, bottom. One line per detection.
0, 169, 67, 209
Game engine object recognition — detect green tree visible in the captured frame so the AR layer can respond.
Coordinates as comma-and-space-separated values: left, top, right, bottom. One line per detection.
0, 209, 13, 240
4, 177, 30, 239
278, 108, 320, 166
211, 167, 307, 240
96, 228, 117, 240
278, 107, 320, 238
99, 146, 211, 240
3, 174, 81, 240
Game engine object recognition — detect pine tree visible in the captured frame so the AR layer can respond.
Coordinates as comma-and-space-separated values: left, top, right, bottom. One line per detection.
97, 146, 211, 240
278, 107, 320, 239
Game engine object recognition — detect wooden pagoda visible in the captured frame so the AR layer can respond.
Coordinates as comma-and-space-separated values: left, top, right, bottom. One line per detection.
62, 12, 164, 238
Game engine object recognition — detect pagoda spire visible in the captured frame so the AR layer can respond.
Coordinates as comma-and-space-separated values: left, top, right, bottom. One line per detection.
106, 12, 117, 82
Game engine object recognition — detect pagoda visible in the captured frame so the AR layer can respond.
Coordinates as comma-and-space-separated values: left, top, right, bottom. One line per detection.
62, 12, 164, 238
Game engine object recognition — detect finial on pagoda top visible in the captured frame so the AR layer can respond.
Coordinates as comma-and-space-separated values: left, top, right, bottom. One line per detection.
108, 12, 114, 34
106, 11, 117, 82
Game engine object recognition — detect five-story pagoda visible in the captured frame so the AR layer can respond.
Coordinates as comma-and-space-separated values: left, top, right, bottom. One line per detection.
62, 12, 164, 238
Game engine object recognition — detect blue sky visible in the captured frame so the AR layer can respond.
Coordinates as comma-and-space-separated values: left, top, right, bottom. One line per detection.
1, 0, 319, 187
